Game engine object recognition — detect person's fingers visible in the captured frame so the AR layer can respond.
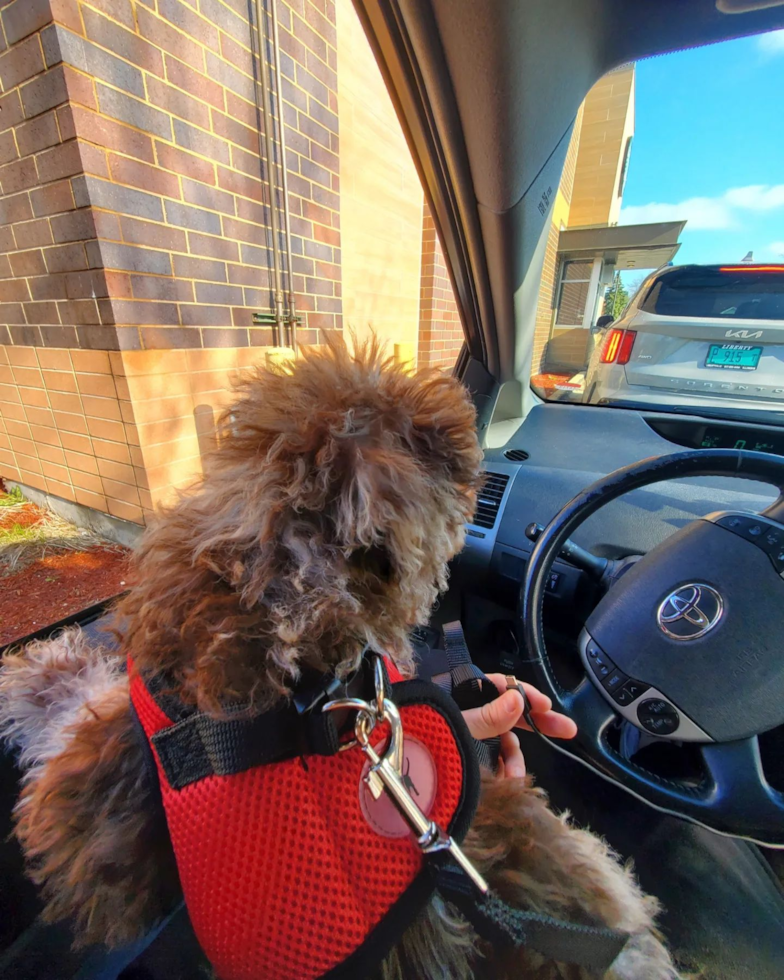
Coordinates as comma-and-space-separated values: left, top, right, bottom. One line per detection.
482, 673, 578, 740
462, 688, 526, 741
516, 710, 578, 740
483, 674, 552, 714
499, 730, 526, 779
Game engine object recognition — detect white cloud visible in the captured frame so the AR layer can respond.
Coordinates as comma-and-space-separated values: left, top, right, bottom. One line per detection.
619, 184, 784, 230
758, 29, 784, 55
764, 241, 784, 259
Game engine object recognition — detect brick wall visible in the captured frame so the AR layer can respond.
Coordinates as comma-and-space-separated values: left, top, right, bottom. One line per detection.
0, 0, 345, 521
417, 202, 462, 370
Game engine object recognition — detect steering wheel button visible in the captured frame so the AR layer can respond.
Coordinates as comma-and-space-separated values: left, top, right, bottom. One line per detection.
602, 669, 627, 692
612, 687, 635, 706
623, 680, 650, 700
637, 698, 680, 736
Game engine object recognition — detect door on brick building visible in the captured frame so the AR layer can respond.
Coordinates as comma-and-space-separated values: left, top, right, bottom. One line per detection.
545, 258, 602, 375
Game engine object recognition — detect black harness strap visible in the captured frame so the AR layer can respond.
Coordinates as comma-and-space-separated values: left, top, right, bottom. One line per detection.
439, 621, 501, 774
433, 862, 628, 972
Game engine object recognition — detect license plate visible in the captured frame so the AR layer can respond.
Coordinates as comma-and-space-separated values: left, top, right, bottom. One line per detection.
705, 344, 762, 370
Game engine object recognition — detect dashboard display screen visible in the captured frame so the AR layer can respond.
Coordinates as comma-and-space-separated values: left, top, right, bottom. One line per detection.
700, 426, 784, 455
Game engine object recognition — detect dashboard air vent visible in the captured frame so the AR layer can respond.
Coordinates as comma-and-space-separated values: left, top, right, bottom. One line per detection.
472, 471, 509, 529
503, 449, 529, 462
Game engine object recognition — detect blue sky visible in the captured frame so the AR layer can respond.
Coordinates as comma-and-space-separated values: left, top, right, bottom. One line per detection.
618, 28, 784, 272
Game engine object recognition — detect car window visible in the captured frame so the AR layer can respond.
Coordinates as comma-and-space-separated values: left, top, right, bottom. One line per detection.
529, 34, 784, 427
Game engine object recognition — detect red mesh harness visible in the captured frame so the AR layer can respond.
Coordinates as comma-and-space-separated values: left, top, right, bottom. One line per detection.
129, 642, 629, 978
129, 657, 480, 980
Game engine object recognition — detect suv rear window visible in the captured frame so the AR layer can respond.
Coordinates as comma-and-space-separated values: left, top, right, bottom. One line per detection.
639, 267, 784, 320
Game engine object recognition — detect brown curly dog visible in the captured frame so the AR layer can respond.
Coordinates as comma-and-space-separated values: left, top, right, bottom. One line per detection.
0, 339, 678, 979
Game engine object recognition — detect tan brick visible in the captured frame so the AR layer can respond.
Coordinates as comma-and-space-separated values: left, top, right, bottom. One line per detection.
64, 447, 99, 474
79, 394, 122, 421
41, 460, 71, 483
59, 430, 92, 454
28, 424, 61, 447
92, 438, 131, 464
5, 346, 38, 368
24, 406, 55, 427
11, 366, 45, 388
42, 369, 78, 393
19, 387, 49, 408
53, 410, 89, 434
1, 382, 25, 404
9, 435, 35, 457
86, 417, 125, 441
36, 443, 66, 465
71, 350, 112, 374
76, 373, 117, 398
106, 496, 143, 523
74, 487, 108, 511
36, 348, 72, 371
19, 469, 47, 491
45, 477, 77, 501
101, 476, 139, 504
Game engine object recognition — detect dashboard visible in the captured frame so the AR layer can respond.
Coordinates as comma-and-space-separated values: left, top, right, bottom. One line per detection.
451, 403, 779, 638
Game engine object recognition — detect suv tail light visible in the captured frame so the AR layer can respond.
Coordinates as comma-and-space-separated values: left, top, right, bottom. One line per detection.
600, 328, 636, 364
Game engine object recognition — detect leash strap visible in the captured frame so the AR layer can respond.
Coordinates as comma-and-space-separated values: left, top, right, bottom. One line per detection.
439, 621, 501, 773
433, 860, 628, 971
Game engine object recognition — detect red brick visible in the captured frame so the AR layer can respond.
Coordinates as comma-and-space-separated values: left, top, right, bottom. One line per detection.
145, 75, 210, 130
120, 216, 187, 253
29, 272, 65, 300
211, 109, 257, 153
0, 129, 17, 165
0, 278, 30, 302
129, 278, 192, 308
0, 90, 24, 134
84, 0, 135, 31
0, 156, 37, 195
71, 106, 154, 163
158, 0, 218, 51
35, 138, 82, 182
218, 30, 253, 76
50, 0, 83, 34
25, 300, 60, 324
15, 111, 60, 157
0, 302, 25, 323
188, 230, 238, 262
314, 223, 339, 247
156, 141, 215, 185
30, 178, 75, 216
57, 298, 100, 324
103, 271, 133, 299
20, 65, 68, 118
0, 34, 45, 90
1, 0, 51, 46
63, 65, 97, 110
44, 242, 87, 273
82, 8, 164, 77
172, 254, 226, 282
51, 208, 96, 243
9, 249, 46, 277
109, 154, 181, 201
136, 7, 205, 71
226, 91, 256, 130
216, 165, 262, 202
182, 177, 234, 215
77, 140, 110, 178
0, 193, 33, 225
165, 56, 224, 112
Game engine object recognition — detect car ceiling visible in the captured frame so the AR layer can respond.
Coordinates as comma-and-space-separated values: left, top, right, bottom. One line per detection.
355, 0, 784, 413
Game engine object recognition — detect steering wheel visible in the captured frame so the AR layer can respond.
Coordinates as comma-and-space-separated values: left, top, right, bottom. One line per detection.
519, 449, 784, 846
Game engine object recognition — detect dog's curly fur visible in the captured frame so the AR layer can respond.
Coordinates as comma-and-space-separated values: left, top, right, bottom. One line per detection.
0, 339, 678, 977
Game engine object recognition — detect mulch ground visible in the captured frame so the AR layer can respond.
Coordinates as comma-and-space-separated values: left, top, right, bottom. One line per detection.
0, 496, 130, 648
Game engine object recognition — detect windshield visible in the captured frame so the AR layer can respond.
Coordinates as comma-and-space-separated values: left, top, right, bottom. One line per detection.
529, 36, 784, 430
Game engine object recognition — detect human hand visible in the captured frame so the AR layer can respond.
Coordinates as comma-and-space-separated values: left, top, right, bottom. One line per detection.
461, 674, 578, 779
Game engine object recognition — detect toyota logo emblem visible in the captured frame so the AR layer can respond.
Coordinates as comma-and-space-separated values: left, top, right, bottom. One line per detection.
657, 584, 724, 640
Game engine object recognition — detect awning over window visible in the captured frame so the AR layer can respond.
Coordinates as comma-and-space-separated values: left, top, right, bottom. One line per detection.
557, 220, 686, 271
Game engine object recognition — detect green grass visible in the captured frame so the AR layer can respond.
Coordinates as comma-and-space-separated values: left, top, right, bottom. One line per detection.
0, 486, 25, 507
1, 523, 45, 545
